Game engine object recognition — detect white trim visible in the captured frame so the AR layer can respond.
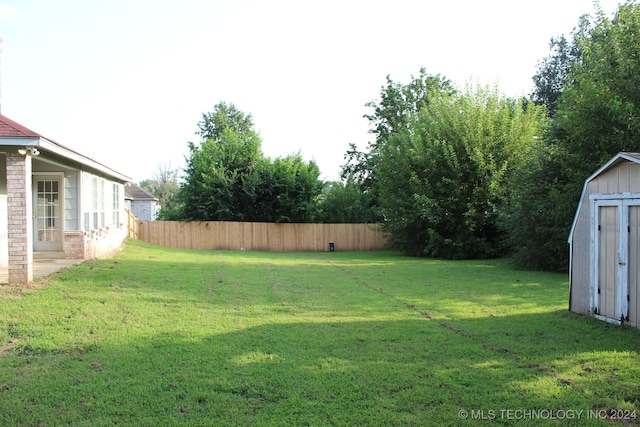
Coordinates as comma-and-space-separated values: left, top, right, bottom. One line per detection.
32, 174, 65, 251
590, 197, 640, 322
32, 171, 64, 177
594, 314, 622, 325
0, 137, 39, 146
1, 136, 131, 182
590, 199, 599, 313
37, 138, 131, 182
590, 192, 640, 201
620, 201, 630, 320
569, 153, 640, 244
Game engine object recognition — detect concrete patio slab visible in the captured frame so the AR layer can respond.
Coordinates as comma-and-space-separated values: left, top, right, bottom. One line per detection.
0, 256, 84, 285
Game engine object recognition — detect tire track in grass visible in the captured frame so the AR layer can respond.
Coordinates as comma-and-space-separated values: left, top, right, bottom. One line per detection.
322, 257, 435, 321
322, 257, 587, 394
0, 339, 19, 356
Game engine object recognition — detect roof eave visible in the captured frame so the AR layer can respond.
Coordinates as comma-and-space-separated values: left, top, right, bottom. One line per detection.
0, 136, 132, 183
567, 152, 640, 243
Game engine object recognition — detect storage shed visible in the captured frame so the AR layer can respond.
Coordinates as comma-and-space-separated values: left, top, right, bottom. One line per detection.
568, 152, 640, 327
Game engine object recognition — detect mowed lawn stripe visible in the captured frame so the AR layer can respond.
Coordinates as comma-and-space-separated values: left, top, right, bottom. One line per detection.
0, 240, 638, 426
320, 252, 640, 422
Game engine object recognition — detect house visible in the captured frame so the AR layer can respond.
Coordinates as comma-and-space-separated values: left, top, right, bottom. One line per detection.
568, 152, 640, 328
125, 183, 158, 221
0, 114, 131, 284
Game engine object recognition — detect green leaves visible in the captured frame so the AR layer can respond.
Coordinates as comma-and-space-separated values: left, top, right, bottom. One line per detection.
374, 82, 546, 259
515, 1, 640, 271
559, 2, 640, 172
255, 153, 323, 223
172, 103, 322, 222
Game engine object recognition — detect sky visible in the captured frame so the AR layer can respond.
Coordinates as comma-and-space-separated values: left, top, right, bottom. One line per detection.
0, 0, 626, 183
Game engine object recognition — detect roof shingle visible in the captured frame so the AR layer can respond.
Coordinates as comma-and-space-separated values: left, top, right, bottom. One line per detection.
0, 114, 42, 137
125, 184, 158, 200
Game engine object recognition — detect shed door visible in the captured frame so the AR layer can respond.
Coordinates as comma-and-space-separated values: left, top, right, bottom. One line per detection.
593, 199, 640, 324
628, 206, 640, 328
597, 205, 621, 321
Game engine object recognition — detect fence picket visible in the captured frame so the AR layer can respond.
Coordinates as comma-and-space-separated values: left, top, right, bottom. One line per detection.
135, 220, 387, 252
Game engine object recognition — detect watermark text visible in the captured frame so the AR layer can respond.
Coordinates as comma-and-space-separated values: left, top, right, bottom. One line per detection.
457, 408, 637, 421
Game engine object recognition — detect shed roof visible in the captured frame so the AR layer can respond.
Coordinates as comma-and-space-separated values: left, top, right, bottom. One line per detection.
568, 152, 640, 243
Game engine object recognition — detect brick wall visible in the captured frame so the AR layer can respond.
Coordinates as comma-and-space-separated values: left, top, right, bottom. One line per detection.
6, 154, 33, 284
64, 226, 128, 260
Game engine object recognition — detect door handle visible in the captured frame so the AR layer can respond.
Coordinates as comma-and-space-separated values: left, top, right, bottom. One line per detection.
619, 262, 627, 266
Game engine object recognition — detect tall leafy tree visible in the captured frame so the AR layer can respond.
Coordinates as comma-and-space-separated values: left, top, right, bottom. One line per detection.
171, 102, 323, 222
171, 102, 264, 221
197, 102, 255, 141
254, 153, 323, 223
342, 68, 456, 194
500, 142, 570, 271
376, 84, 546, 259
511, 1, 640, 271
531, 35, 572, 116
177, 124, 262, 221
140, 162, 180, 220
558, 2, 640, 177
314, 179, 381, 223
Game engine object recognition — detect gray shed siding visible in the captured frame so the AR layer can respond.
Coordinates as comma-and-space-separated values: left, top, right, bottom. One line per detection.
570, 183, 592, 315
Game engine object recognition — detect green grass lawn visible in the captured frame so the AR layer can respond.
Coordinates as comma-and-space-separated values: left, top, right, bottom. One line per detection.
1, 240, 639, 426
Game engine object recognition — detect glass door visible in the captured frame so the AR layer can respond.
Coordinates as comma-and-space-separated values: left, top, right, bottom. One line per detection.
33, 177, 63, 251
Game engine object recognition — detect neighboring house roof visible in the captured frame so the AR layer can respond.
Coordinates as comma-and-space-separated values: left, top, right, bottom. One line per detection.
125, 184, 158, 201
568, 152, 640, 243
0, 114, 131, 182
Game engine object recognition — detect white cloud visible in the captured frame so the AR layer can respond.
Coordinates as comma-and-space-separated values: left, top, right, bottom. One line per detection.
0, 4, 17, 19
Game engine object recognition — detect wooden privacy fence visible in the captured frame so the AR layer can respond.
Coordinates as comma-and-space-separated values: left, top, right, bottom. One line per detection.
138, 221, 388, 252
125, 208, 139, 239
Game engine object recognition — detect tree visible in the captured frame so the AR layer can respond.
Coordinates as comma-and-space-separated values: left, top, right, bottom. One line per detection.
171, 102, 323, 223
254, 153, 323, 223
558, 2, 640, 176
314, 179, 381, 223
178, 130, 262, 221
531, 23, 588, 118
140, 162, 180, 220
170, 102, 264, 221
197, 102, 255, 141
510, 1, 640, 271
342, 68, 456, 196
375, 83, 546, 259
500, 142, 570, 271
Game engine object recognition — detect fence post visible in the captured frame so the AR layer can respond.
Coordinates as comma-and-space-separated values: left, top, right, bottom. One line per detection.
125, 208, 139, 239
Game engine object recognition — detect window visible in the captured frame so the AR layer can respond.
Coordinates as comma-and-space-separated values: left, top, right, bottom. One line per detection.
99, 179, 105, 227
92, 177, 99, 229
83, 173, 91, 232
82, 172, 120, 231
112, 183, 120, 225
